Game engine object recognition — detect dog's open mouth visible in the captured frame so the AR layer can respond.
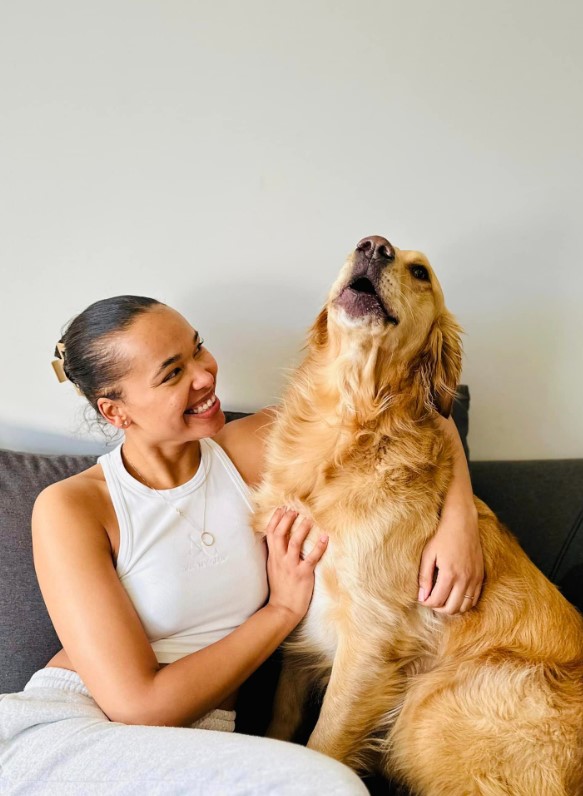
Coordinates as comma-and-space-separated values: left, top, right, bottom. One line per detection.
335, 277, 399, 325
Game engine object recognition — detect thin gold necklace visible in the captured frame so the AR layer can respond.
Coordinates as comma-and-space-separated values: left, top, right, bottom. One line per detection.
122, 447, 216, 553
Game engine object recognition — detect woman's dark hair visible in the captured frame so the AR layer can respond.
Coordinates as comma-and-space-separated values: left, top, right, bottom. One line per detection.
56, 295, 162, 412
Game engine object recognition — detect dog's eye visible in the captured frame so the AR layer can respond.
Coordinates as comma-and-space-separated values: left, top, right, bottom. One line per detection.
410, 265, 430, 282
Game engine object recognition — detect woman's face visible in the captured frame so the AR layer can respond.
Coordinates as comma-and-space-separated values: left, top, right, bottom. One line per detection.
104, 304, 225, 443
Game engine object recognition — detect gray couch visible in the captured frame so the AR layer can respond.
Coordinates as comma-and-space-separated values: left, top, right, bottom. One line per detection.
1, 391, 582, 790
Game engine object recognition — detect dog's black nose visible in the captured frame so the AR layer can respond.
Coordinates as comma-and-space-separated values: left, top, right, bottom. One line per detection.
356, 236, 395, 261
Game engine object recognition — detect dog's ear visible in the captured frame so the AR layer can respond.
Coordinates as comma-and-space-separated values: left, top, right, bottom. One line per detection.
415, 311, 463, 418
307, 306, 329, 350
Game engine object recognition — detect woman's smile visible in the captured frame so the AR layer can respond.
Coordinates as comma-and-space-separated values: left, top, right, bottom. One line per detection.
184, 392, 220, 418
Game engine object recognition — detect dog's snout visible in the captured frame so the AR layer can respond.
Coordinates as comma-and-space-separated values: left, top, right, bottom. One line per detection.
356, 236, 395, 261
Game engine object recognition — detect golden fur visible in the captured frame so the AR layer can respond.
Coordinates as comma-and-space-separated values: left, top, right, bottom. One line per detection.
251, 237, 583, 795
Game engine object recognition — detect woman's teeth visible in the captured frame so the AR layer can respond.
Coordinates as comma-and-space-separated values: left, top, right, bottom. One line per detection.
185, 393, 216, 415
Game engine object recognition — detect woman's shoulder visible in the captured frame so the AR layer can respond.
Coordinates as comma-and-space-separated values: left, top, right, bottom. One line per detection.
212, 406, 278, 488
36, 461, 105, 501
33, 462, 110, 532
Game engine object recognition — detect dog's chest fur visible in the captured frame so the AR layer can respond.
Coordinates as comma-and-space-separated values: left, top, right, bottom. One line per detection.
254, 412, 452, 663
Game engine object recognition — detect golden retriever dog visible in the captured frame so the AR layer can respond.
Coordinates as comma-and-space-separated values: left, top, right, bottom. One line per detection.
251, 236, 583, 796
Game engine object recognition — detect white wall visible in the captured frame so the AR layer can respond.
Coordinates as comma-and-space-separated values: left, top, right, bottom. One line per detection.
1, 0, 582, 459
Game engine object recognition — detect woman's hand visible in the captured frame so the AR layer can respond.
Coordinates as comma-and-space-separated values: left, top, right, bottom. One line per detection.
418, 499, 483, 614
265, 508, 328, 624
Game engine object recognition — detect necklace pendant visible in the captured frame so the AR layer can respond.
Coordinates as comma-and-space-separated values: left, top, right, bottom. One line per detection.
201, 531, 215, 547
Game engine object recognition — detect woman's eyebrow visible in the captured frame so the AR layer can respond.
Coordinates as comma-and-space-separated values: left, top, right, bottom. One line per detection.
152, 332, 199, 380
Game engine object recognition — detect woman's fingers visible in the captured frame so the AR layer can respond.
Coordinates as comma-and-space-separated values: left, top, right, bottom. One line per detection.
264, 507, 286, 536
432, 584, 469, 615
417, 548, 437, 604
265, 507, 328, 567
425, 572, 482, 615
265, 509, 312, 555
421, 569, 453, 609
287, 517, 314, 560
265, 508, 298, 555
470, 579, 483, 607
302, 534, 329, 567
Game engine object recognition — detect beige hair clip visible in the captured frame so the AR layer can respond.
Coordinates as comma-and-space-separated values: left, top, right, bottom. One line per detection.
51, 341, 67, 383
51, 341, 83, 396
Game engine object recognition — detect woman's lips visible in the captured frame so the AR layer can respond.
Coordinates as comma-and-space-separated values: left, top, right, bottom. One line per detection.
184, 394, 220, 419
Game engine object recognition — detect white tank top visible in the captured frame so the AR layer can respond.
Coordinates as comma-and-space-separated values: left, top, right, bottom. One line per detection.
98, 438, 268, 663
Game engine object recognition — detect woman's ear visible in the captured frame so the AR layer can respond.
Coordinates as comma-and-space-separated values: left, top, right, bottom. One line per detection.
416, 311, 463, 418
97, 397, 126, 429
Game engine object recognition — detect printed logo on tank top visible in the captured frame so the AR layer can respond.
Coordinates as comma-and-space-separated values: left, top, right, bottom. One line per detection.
184, 533, 228, 571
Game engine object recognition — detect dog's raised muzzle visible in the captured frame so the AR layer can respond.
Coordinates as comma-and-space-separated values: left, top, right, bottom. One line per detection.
334, 235, 399, 324
356, 235, 395, 262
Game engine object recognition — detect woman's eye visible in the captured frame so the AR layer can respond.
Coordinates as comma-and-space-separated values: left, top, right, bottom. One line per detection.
163, 367, 182, 383
411, 265, 430, 282
195, 338, 205, 356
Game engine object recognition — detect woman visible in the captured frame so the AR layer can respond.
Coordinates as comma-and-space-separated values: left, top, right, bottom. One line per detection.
0, 296, 482, 794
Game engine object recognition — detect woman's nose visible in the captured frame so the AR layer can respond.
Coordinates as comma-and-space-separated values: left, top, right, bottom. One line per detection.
190, 362, 214, 390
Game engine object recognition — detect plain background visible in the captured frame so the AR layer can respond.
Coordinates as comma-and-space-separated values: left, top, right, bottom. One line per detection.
1, 0, 581, 459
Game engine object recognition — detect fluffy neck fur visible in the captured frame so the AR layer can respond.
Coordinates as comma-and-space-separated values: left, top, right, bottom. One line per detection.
267, 312, 448, 505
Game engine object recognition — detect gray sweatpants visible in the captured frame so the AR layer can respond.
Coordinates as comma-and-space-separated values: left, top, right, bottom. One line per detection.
0, 668, 367, 795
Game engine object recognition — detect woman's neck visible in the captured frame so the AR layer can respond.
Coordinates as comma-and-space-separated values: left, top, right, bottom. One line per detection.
120, 439, 202, 490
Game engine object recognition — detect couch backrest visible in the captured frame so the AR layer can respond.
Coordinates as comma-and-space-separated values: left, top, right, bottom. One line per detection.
0, 448, 96, 693
470, 458, 583, 611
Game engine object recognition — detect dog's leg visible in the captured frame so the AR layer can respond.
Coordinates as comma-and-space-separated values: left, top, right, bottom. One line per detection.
307, 641, 404, 771
265, 655, 312, 742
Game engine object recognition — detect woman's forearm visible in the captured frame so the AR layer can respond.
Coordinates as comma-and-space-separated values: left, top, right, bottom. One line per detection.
438, 415, 477, 517
109, 603, 298, 727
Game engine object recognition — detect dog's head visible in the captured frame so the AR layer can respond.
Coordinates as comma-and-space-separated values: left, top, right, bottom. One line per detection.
309, 235, 463, 420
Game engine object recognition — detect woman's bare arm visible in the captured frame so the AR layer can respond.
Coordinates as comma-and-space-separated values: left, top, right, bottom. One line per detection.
32, 478, 323, 727
417, 415, 483, 613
